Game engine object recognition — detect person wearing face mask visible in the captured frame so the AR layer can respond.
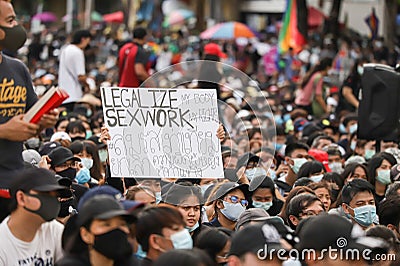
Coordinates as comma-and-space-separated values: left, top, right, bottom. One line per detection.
276, 142, 310, 196
341, 179, 378, 229
249, 175, 284, 216
0, 168, 67, 265
235, 152, 265, 183
367, 152, 397, 203
196, 227, 232, 266
337, 113, 358, 152
57, 195, 137, 266
204, 182, 249, 231
136, 206, 193, 266
66, 120, 87, 143
297, 160, 326, 183
48, 146, 88, 202
0, 0, 60, 223
337, 57, 369, 115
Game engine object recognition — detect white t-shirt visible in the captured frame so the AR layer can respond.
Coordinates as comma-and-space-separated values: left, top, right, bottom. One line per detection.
0, 216, 64, 266
58, 44, 86, 104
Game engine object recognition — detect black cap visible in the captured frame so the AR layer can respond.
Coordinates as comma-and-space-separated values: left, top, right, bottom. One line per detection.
236, 152, 261, 170
235, 208, 270, 230
87, 135, 107, 149
209, 182, 249, 202
224, 168, 238, 182
48, 147, 80, 167
229, 223, 284, 257
39, 141, 61, 156
10, 168, 68, 197
77, 195, 136, 226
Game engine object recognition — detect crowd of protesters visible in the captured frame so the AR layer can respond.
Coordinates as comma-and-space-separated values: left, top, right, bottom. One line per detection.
1, 0, 400, 265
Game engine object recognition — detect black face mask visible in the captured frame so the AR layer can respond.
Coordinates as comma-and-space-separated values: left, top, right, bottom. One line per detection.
56, 168, 77, 181
0, 24, 27, 52
24, 193, 60, 221
93, 228, 132, 260
58, 198, 75, 218
71, 136, 86, 142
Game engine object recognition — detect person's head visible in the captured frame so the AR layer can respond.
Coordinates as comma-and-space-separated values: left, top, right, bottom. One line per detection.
365, 225, 399, 257
76, 195, 135, 261
367, 152, 397, 187
307, 182, 332, 211
71, 29, 91, 49
9, 168, 68, 222
0, 0, 27, 53
196, 228, 232, 265
48, 146, 81, 180
153, 248, 216, 266
378, 196, 400, 240
66, 120, 87, 142
69, 140, 102, 180
251, 176, 277, 212
297, 161, 326, 183
287, 193, 324, 229
163, 182, 203, 230
280, 186, 315, 222
385, 181, 400, 198
326, 145, 344, 173
228, 223, 284, 266
341, 179, 377, 228
132, 27, 147, 45
136, 206, 191, 258
125, 185, 156, 205
55, 117, 69, 132
311, 135, 334, 151
212, 183, 249, 224
284, 142, 309, 175
341, 163, 368, 184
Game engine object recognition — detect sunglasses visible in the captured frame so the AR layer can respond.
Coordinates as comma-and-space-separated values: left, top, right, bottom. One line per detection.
225, 195, 248, 207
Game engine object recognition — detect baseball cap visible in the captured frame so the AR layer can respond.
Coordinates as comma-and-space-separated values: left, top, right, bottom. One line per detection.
87, 135, 107, 149
10, 168, 68, 197
209, 182, 249, 202
39, 141, 61, 156
229, 223, 284, 257
77, 185, 123, 210
50, 132, 71, 142
308, 149, 331, 172
77, 195, 136, 227
236, 152, 261, 170
204, 43, 227, 58
48, 147, 80, 167
224, 168, 238, 182
22, 149, 42, 167
235, 208, 270, 230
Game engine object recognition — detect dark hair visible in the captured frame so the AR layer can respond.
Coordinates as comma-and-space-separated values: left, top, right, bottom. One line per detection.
297, 161, 326, 178
251, 176, 284, 216
367, 152, 397, 186
153, 248, 216, 266
378, 196, 400, 227
66, 120, 86, 134
322, 172, 344, 189
341, 179, 376, 205
385, 182, 400, 198
163, 182, 203, 206
326, 146, 342, 157
55, 117, 69, 131
287, 193, 323, 229
307, 181, 332, 198
279, 186, 315, 223
69, 140, 103, 180
132, 27, 147, 39
341, 163, 369, 183
294, 177, 314, 187
71, 29, 91, 45
301, 57, 333, 88
311, 135, 334, 149
195, 228, 231, 263
125, 185, 155, 200
365, 225, 398, 252
284, 142, 309, 158
136, 206, 185, 252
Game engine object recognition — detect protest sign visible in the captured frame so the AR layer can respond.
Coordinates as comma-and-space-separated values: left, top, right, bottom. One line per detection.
101, 87, 224, 178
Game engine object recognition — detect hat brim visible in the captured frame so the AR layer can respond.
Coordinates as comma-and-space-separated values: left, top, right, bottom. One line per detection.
95, 210, 137, 223
54, 156, 81, 166
210, 183, 249, 202
34, 184, 69, 193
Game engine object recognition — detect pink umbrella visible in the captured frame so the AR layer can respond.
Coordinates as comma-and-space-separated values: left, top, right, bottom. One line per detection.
200, 22, 256, 39
103, 11, 124, 24
32, 12, 57, 23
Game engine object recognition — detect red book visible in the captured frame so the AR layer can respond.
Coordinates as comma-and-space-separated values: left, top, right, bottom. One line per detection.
24, 87, 69, 124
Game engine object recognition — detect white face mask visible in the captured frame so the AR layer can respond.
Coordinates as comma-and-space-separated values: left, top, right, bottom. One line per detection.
309, 174, 324, 183
170, 229, 193, 249
80, 157, 93, 170
290, 158, 308, 174
328, 162, 343, 174
220, 201, 246, 222
357, 66, 364, 75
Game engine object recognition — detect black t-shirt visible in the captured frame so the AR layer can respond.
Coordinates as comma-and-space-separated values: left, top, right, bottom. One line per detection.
337, 73, 361, 113
134, 42, 150, 66
0, 54, 37, 187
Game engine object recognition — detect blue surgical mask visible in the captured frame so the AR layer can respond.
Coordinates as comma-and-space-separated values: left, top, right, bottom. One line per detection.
135, 244, 147, 259
268, 169, 277, 180
274, 115, 283, 125
376, 169, 391, 185
252, 200, 273, 211
290, 158, 308, 174
86, 130, 93, 139
245, 167, 267, 181
339, 124, 347, 133
155, 192, 162, 204
220, 201, 246, 222
283, 113, 291, 122
80, 158, 93, 170
75, 167, 91, 184
364, 149, 375, 160
98, 149, 108, 163
349, 124, 358, 135
350, 205, 376, 227
170, 229, 193, 249
350, 141, 357, 151
186, 222, 199, 233
309, 174, 324, 183
357, 66, 364, 75
275, 143, 284, 151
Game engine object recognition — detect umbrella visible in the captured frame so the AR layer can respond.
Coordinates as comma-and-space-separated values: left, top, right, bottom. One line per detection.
32, 12, 57, 23
162, 9, 194, 27
200, 22, 256, 39
103, 11, 124, 23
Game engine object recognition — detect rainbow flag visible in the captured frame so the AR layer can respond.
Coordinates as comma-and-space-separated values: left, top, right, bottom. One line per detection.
365, 8, 379, 40
278, 0, 308, 54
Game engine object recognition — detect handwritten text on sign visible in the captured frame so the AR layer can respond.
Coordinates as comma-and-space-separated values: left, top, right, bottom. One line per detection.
101, 87, 223, 178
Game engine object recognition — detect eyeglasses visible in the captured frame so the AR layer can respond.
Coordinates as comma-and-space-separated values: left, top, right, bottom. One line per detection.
56, 161, 78, 170
300, 210, 323, 217
225, 195, 248, 207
